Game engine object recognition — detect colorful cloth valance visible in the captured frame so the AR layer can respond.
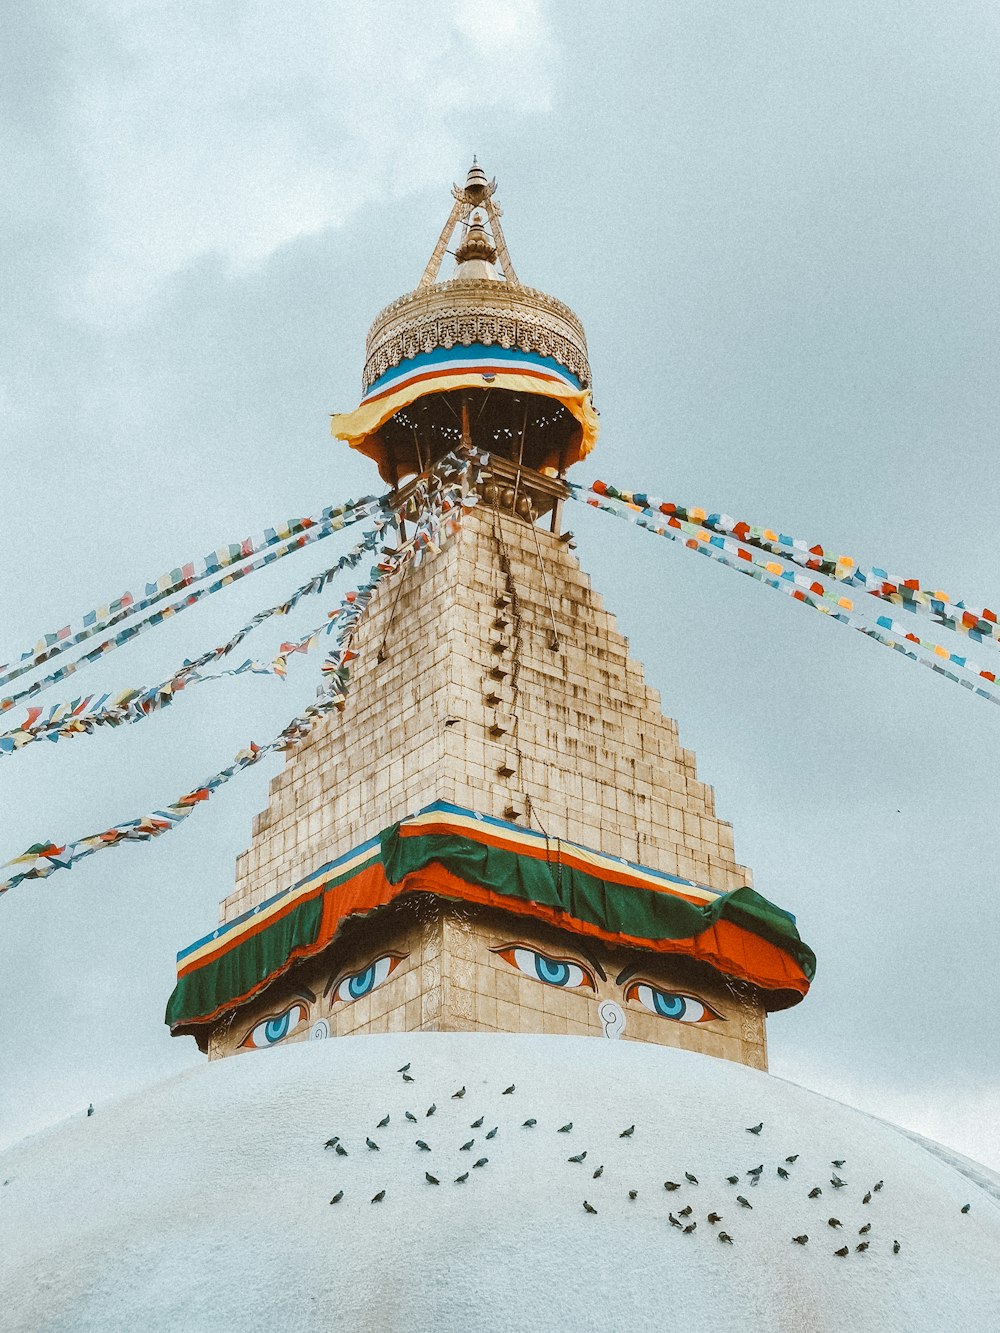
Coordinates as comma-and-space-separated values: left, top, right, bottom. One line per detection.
166, 803, 815, 1034
331, 344, 600, 478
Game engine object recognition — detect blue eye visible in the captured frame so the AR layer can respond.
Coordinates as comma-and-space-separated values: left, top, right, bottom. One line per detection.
536, 954, 571, 985
626, 983, 720, 1024
333, 954, 404, 1004
242, 1003, 307, 1049
348, 964, 378, 999
652, 991, 685, 1019
496, 945, 595, 991
265, 1013, 291, 1040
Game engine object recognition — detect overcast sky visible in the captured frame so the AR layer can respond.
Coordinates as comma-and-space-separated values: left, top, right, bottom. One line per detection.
2, 1, 999, 1168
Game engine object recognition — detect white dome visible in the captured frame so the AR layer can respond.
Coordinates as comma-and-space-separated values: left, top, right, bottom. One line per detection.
1, 1034, 997, 1332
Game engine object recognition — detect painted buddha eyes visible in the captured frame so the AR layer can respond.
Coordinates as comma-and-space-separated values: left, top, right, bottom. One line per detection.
241, 1003, 308, 1049
332, 954, 405, 1004
625, 982, 720, 1024
495, 945, 596, 991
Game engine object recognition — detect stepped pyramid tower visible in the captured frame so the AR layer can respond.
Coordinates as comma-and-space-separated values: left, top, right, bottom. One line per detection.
166, 162, 813, 1063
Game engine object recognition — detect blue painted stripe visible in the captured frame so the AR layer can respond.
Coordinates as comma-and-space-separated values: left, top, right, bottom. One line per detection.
364, 343, 582, 399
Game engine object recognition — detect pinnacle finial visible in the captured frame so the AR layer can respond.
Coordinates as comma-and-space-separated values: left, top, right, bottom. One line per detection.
464, 158, 490, 203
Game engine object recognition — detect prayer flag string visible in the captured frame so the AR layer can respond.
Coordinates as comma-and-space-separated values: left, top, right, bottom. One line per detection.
0, 454, 478, 897
569, 484, 1000, 708
0, 520, 395, 756
1, 498, 389, 715
0, 492, 387, 696
583, 481, 1000, 649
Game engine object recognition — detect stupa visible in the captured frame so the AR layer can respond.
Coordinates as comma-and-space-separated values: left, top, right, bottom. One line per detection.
164, 159, 813, 1065
2, 164, 997, 1333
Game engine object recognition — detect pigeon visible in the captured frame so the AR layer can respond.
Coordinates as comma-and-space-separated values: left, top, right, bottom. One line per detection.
747, 1165, 763, 1178
473, 1157, 488, 1169
668, 1213, 682, 1229
371, 1191, 386, 1204
402, 1073, 415, 1083
425, 1173, 439, 1185
329, 1191, 344, 1205
503, 1085, 516, 1095
707, 1213, 722, 1225
377, 1115, 390, 1128
856, 1242, 869, 1253
455, 1173, 469, 1184
678, 1206, 693, 1218
685, 1172, 699, 1185
831, 1175, 847, 1189
718, 1232, 734, 1244
808, 1187, 822, 1199
873, 1180, 884, 1193
324, 1137, 340, 1149
583, 1200, 597, 1215
523, 1119, 537, 1128
366, 1138, 380, 1151
415, 1140, 431, 1152
426, 1104, 437, 1118
828, 1218, 842, 1229
405, 1112, 418, 1123
486, 1127, 498, 1141
726, 1175, 740, 1186
746, 1123, 763, 1135
628, 1190, 638, 1201
961, 1203, 971, 1214
620, 1125, 635, 1139
452, 1087, 466, 1100
834, 1246, 849, 1257
831, 1160, 846, 1168
558, 1123, 573, 1134
682, 1223, 696, 1234
861, 1190, 871, 1205
398, 1063, 411, 1073
87, 1105, 94, 1118
893, 1240, 901, 1254
335, 1144, 348, 1157
736, 1196, 752, 1210
785, 1155, 799, 1164
460, 1140, 475, 1152
777, 1168, 790, 1180
792, 1235, 809, 1245
471, 1117, 485, 1129
593, 1166, 604, 1179
858, 1223, 871, 1235
568, 1152, 588, 1164
664, 1181, 681, 1192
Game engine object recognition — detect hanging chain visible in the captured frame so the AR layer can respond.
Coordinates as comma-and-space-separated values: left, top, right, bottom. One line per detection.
488, 490, 562, 894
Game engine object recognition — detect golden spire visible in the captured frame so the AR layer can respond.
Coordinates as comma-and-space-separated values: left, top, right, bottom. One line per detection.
419, 158, 520, 287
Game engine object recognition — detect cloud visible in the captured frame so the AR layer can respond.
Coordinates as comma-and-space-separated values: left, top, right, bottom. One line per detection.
30, 1, 556, 313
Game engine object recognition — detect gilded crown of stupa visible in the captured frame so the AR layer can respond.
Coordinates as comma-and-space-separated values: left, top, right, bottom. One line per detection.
332, 159, 598, 485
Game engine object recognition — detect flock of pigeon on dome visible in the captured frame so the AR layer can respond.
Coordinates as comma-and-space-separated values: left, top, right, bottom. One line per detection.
309, 1055, 975, 1259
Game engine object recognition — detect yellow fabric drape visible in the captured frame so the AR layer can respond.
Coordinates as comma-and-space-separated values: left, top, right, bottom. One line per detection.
330, 370, 600, 476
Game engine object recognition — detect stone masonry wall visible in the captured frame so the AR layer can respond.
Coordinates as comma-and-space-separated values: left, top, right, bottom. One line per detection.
222, 506, 752, 922
211, 505, 766, 1069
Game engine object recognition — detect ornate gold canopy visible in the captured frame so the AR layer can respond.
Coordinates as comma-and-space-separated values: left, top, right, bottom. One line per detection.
331, 161, 598, 483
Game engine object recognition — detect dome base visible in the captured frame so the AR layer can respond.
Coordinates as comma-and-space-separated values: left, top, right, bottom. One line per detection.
2, 1034, 996, 1332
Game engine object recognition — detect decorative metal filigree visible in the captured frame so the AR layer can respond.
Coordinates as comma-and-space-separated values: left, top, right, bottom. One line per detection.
362, 279, 591, 392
